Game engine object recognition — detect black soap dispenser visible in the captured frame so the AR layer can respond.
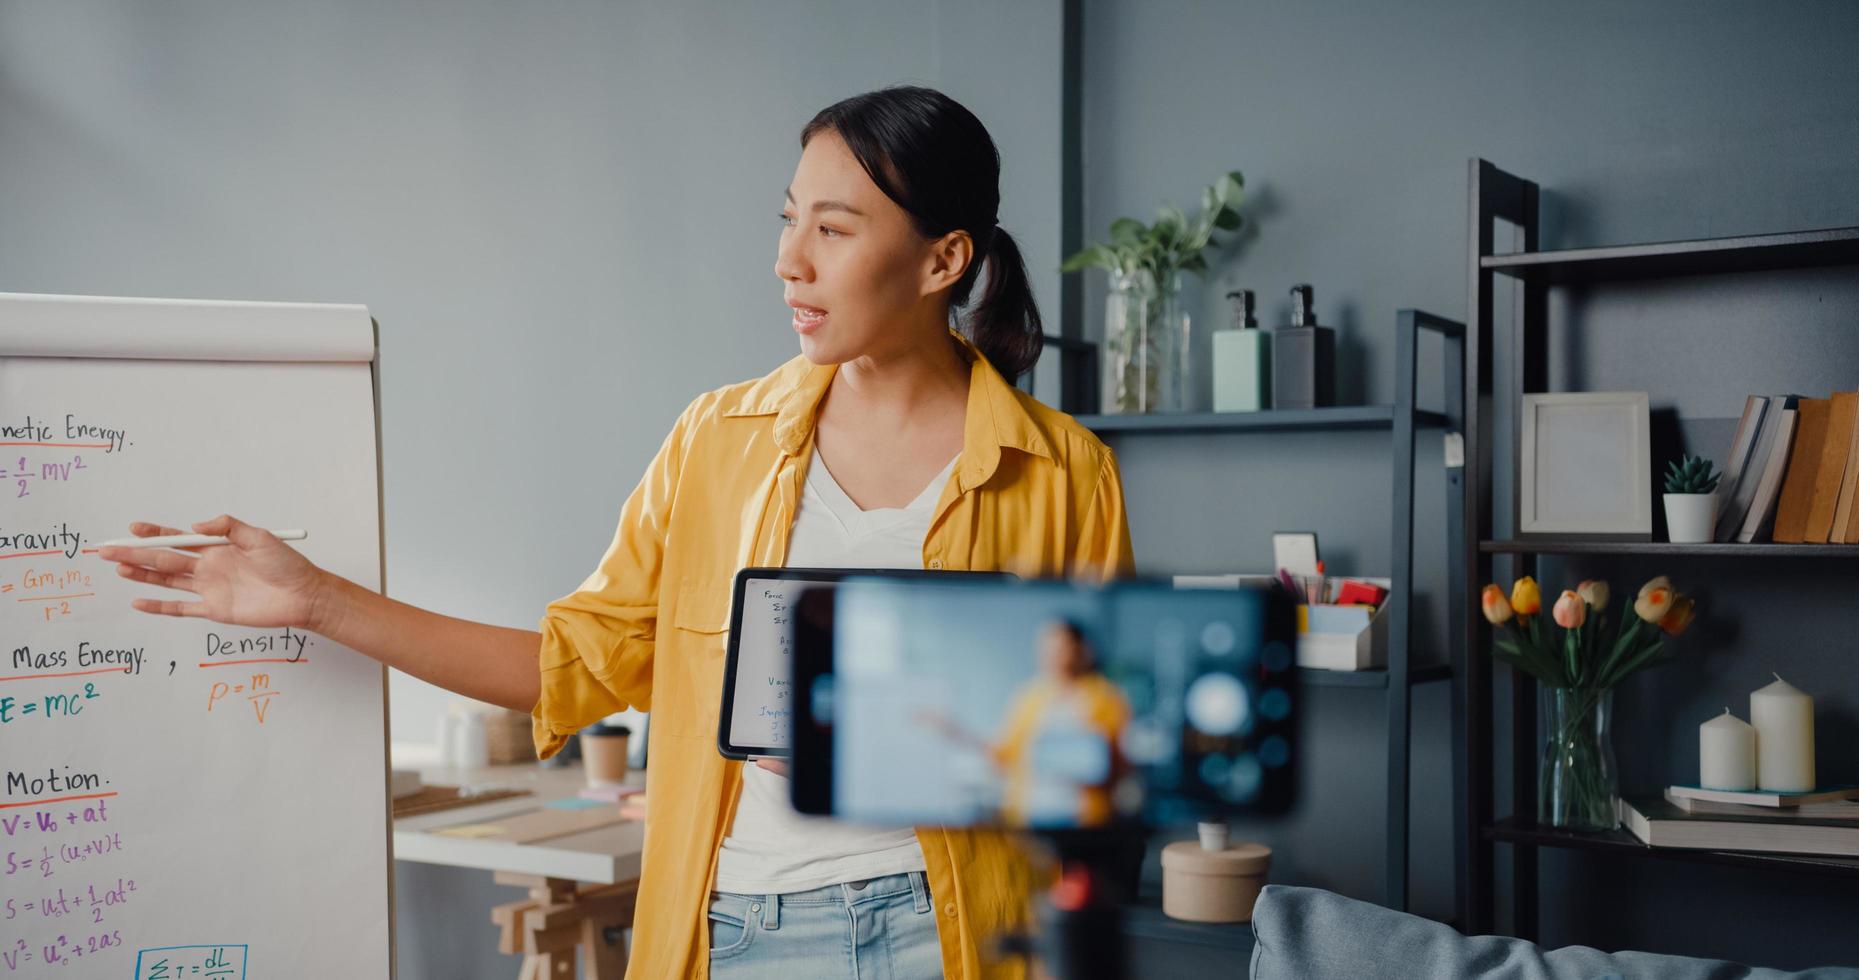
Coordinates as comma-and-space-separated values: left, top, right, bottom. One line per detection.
1271, 284, 1335, 409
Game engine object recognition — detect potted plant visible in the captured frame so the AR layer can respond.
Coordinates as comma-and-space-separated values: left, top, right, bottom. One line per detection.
1480, 576, 1697, 831
1662, 453, 1721, 543
1061, 171, 1245, 414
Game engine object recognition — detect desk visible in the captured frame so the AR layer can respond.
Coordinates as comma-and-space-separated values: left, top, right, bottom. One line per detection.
393, 762, 645, 979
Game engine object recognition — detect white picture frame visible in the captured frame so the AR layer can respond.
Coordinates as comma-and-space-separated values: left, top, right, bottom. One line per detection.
1519, 391, 1652, 538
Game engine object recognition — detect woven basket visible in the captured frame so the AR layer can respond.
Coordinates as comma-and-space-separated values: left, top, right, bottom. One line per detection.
482, 708, 536, 764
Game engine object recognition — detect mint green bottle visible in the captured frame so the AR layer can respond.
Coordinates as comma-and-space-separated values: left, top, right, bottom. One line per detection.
1213, 289, 1270, 412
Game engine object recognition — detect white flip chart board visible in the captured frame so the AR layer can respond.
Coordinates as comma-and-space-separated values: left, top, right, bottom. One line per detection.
0, 293, 389, 978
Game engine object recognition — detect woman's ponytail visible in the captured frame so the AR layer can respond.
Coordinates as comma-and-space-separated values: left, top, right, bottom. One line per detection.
963, 227, 1043, 383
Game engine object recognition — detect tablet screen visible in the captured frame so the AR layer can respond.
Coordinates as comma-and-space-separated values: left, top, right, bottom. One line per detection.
717, 567, 1009, 759
722, 574, 806, 756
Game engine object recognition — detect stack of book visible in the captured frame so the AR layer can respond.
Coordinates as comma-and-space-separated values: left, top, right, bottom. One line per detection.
1713, 391, 1859, 543
1619, 786, 1859, 858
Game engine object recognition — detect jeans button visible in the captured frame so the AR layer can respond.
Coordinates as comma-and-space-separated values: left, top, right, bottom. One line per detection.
849, 880, 867, 890
750, 903, 761, 913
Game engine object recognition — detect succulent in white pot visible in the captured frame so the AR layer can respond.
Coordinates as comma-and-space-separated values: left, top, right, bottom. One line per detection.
1662, 454, 1721, 543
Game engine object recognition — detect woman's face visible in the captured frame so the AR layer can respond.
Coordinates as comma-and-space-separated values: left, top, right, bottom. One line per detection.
1038, 624, 1093, 680
775, 129, 971, 364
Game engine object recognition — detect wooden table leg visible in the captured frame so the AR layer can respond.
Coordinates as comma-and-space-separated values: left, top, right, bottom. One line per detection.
493, 872, 638, 980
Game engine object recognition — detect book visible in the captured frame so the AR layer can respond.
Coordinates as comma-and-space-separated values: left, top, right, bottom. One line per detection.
1736, 396, 1800, 543
1771, 396, 1831, 543
1711, 395, 1768, 537
1834, 391, 1859, 544
1620, 794, 1859, 857
1717, 396, 1777, 541
1665, 789, 1859, 821
1806, 391, 1858, 542
1666, 784, 1859, 807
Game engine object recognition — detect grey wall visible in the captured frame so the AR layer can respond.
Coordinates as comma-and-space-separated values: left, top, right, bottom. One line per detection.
7, 0, 1858, 974
1081, 0, 1859, 969
0, 2, 1061, 976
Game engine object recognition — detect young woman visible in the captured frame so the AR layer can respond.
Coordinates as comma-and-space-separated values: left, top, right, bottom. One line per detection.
99, 86, 1132, 979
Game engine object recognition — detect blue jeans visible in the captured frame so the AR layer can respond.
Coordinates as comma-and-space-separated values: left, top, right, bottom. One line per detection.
707, 870, 943, 979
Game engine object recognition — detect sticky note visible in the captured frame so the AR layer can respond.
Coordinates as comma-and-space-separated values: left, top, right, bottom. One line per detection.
544, 797, 609, 811
433, 823, 505, 838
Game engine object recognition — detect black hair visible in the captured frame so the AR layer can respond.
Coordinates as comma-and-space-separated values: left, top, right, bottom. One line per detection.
1049, 617, 1098, 668
801, 85, 1044, 383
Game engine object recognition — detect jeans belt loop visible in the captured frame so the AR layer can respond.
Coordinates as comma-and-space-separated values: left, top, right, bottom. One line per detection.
909, 870, 932, 914
761, 892, 780, 931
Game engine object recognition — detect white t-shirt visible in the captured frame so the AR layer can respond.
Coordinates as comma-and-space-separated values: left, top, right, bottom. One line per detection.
711, 445, 958, 895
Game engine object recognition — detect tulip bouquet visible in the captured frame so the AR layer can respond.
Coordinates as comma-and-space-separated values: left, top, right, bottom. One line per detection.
1480, 575, 1698, 830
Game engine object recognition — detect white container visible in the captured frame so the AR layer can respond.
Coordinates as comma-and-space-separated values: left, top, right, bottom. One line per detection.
1663, 493, 1716, 543
435, 713, 460, 768
450, 710, 489, 770
1296, 576, 1392, 672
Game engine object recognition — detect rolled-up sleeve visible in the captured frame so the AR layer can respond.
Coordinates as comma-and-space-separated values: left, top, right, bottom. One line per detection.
531, 404, 691, 759
1072, 446, 1135, 581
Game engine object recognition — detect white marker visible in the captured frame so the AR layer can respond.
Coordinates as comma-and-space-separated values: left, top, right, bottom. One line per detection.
95, 529, 309, 549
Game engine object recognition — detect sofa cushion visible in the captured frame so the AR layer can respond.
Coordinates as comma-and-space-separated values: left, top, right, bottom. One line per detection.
1249, 884, 1857, 979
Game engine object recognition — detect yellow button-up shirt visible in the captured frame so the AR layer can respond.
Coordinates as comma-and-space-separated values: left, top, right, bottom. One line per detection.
531, 334, 1134, 979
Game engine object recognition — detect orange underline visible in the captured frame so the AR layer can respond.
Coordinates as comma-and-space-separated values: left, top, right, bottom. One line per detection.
0, 791, 117, 810
247, 691, 280, 699
17, 592, 93, 602
0, 666, 124, 682
197, 658, 306, 668
0, 442, 110, 448
0, 550, 65, 560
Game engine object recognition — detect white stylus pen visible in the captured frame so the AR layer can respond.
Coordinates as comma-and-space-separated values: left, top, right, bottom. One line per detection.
95, 529, 308, 549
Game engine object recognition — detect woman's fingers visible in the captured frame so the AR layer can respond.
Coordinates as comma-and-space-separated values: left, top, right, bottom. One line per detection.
134, 520, 216, 554
97, 545, 198, 574
131, 597, 209, 618
115, 563, 196, 593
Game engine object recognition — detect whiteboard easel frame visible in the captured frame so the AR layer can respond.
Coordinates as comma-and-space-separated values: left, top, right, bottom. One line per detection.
0, 291, 396, 978
372, 317, 399, 979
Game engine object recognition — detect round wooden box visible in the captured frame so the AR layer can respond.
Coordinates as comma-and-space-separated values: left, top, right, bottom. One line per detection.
1159, 840, 1272, 923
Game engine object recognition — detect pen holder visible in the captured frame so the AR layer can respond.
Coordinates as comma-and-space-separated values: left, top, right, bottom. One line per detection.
1295, 577, 1390, 671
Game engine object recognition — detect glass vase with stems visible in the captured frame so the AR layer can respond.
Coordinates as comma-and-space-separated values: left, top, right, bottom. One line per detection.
1480, 575, 1698, 831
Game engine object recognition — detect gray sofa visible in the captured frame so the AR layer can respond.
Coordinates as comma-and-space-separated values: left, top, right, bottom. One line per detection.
1248, 885, 1859, 979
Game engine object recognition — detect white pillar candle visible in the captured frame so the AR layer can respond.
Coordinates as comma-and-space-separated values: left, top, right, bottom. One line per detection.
1698, 708, 1756, 790
1751, 674, 1816, 793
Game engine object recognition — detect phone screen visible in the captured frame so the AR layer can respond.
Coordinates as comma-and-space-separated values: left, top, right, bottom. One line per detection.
790, 578, 1297, 828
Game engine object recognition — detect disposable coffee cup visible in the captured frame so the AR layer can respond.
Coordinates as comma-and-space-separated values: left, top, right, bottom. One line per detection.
579, 723, 632, 786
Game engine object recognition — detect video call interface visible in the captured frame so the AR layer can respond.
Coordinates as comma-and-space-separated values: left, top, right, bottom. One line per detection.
822, 580, 1295, 829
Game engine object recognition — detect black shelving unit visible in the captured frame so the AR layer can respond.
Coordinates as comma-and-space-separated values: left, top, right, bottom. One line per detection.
1483, 819, 1859, 879
1457, 157, 1859, 939
1482, 540, 1859, 559
1040, 307, 1466, 913
1076, 405, 1451, 434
